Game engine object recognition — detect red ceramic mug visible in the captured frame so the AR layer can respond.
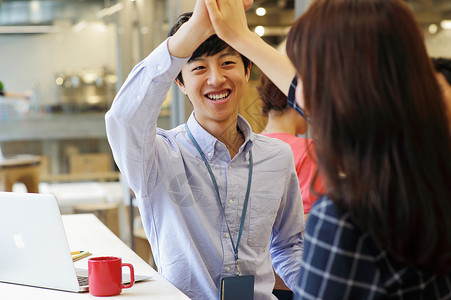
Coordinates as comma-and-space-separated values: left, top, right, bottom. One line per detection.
88, 256, 135, 296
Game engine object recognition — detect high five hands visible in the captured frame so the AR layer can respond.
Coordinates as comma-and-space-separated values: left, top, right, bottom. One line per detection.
203, 0, 296, 98
204, 0, 253, 45
167, 0, 253, 58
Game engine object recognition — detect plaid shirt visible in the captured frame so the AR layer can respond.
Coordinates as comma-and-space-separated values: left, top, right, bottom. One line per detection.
293, 196, 451, 300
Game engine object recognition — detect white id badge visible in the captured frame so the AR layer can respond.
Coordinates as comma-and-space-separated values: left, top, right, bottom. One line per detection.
219, 275, 254, 300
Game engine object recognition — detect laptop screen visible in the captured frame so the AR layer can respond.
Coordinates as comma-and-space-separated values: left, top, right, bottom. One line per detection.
0, 192, 81, 292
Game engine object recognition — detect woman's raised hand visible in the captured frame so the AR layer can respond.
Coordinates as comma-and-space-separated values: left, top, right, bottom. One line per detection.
204, 0, 253, 45
243, 0, 254, 10
204, 0, 295, 96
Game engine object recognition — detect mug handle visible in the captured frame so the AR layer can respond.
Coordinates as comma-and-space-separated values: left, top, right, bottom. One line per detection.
121, 263, 135, 289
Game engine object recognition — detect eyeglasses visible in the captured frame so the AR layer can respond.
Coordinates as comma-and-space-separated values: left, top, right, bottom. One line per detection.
287, 76, 310, 123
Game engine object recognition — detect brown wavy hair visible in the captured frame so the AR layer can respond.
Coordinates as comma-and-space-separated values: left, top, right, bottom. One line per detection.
286, 0, 451, 275
257, 74, 288, 116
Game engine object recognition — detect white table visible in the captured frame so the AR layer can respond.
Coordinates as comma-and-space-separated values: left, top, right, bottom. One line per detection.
0, 214, 190, 300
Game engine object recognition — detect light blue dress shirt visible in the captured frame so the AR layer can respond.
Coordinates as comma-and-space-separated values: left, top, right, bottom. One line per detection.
106, 39, 304, 300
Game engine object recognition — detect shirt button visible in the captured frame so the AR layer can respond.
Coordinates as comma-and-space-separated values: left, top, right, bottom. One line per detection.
157, 65, 162, 71
228, 165, 231, 171
224, 233, 230, 238
136, 95, 142, 100
207, 152, 213, 158
225, 266, 231, 272
228, 199, 233, 204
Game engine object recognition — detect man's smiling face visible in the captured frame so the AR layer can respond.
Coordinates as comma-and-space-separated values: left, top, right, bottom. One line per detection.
177, 47, 250, 128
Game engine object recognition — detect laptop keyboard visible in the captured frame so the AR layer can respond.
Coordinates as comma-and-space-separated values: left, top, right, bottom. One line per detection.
77, 276, 89, 286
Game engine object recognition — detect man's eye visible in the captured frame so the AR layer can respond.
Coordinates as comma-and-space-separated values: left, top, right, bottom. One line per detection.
192, 66, 205, 71
223, 61, 235, 66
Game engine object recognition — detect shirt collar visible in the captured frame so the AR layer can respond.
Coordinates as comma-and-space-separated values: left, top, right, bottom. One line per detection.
185, 112, 254, 161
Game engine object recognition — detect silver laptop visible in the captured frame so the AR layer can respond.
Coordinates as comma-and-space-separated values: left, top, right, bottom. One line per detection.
0, 191, 148, 292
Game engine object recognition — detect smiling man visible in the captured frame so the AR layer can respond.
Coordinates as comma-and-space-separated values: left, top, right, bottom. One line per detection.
105, 1, 304, 299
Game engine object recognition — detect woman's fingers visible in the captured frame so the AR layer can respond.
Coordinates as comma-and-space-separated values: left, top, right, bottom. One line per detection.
243, 0, 254, 10
205, 0, 249, 42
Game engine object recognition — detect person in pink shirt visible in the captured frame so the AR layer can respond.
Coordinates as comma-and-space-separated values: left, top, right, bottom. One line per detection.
258, 74, 325, 222
258, 74, 325, 300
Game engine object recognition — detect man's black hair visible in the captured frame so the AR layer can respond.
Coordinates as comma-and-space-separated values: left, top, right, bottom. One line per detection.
168, 12, 251, 85
432, 57, 451, 85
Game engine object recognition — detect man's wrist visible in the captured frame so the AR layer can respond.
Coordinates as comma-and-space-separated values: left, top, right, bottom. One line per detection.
168, 21, 212, 59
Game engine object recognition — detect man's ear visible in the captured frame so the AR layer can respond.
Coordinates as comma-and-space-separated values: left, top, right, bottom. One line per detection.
175, 78, 187, 94
245, 63, 252, 82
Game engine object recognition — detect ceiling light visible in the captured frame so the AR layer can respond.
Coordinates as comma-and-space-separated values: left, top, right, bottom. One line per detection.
255, 26, 265, 36
92, 23, 107, 33
256, 7, 266, 16
440, 20, 451, 30
256, 26, 290, 37
140, 26, 149, 34
72, 20, 87, 33
30, 0, 41, 13
96, 3, 124, 19
428, 24, 438, 34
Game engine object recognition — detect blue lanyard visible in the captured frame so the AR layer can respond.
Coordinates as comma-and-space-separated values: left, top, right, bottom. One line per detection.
185, 123, 253, 275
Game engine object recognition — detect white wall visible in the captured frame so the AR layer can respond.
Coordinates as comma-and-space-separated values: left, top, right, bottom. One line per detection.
426, 29, 451, 58
0, 21, 117, 107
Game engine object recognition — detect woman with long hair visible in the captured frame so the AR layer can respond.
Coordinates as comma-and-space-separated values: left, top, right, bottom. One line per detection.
205, 0, 451, 298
